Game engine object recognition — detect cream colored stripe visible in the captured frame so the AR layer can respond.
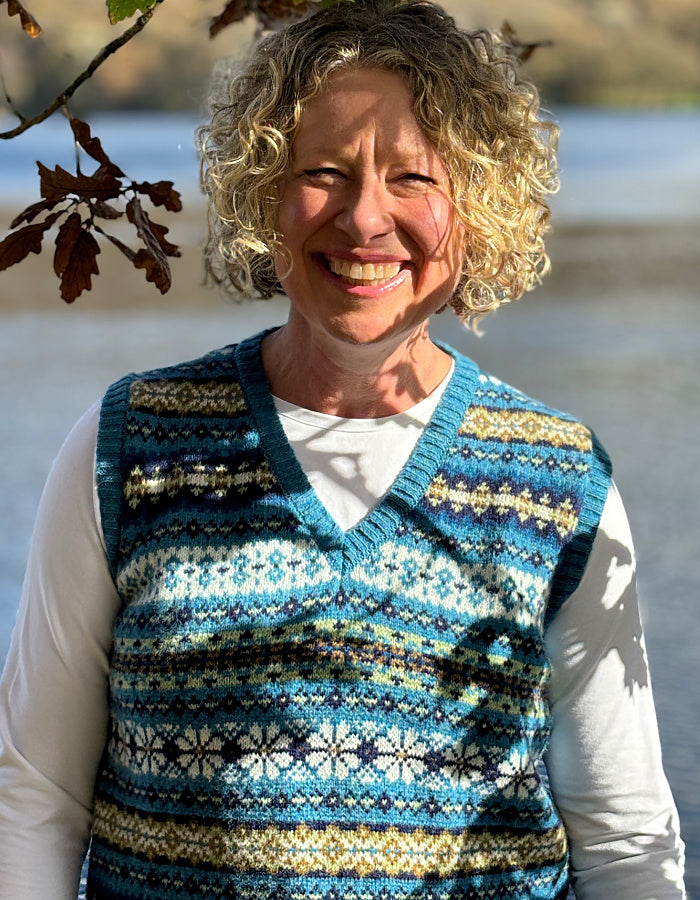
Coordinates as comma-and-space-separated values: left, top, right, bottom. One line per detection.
115, 539, 333, 608
426, 476, 578, 538
93, 801, 567, 877
130, 379, 245, 416
460, 407, 592, 451
124, 461, 275, 508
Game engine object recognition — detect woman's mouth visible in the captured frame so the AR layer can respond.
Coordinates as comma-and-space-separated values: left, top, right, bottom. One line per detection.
326, 256, 403, 286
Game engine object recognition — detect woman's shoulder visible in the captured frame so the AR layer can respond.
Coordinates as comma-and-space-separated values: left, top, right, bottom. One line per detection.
447, 344, 598, 447
109, 342, 241, 391
96, 342, 250, 430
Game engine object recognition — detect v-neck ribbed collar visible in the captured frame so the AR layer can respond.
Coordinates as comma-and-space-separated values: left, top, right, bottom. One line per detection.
235, 329, 479, 564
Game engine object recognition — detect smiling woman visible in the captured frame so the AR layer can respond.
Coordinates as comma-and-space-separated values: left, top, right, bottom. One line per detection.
264, 67, 460, 412
0, 1, 687, 899
199, 0, 558, 323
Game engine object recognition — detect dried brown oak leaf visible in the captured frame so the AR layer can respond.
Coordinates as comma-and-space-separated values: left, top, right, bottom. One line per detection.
2, 114, 182, 301
209, 0, 247, 37
132, 180, 182, 212
127, 197, 180, 294
0, 211, 62, 272
69, 115, 125, 175
38, 162, 123, 203
92, 200, 123, 220
500, 21, 553, 63
5, 0, 41, 37
209, 0, 310, 37
53, 212, 101, 302
10, 198, 61, 229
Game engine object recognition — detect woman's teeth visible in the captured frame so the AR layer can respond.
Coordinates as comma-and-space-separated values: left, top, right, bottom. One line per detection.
328, 258, 402, 285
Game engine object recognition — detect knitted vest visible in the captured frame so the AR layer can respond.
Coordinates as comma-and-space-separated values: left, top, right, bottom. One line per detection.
89, 330, 611, 900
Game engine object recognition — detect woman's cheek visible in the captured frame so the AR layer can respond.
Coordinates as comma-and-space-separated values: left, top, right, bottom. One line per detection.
417, 194, 460, 259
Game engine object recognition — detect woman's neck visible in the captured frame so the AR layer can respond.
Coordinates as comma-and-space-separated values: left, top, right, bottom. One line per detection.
261, 321, 452, 418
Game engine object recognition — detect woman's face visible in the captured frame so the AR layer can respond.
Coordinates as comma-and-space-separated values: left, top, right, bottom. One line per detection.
274, 67, 464, 349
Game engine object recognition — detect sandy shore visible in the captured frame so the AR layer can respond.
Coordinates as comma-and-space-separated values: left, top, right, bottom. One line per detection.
1, 200, 697, 312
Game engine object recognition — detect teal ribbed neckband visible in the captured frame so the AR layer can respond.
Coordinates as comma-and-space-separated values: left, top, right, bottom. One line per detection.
235, 330, 479, 566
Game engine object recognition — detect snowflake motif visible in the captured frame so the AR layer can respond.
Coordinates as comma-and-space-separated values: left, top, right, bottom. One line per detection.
398, 556, 420, 588
238, 722, 295, 780
115, 722, 168, 776
494, 747, 540, 800
163, 564, 182, 592
306, 721, 362, 779
375, 726, 427, 784
197, 561, 217, 589
265, 548, 286, 584
443, 739, 485, 788
174, 725, 224, 779
229, 554, 251, 583
432, 566, 454, 600
299, 553, 323, 581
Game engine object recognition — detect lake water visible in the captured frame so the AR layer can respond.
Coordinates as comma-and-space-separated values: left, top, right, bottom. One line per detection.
1, 109, 699, 895
2, 107, 700, 222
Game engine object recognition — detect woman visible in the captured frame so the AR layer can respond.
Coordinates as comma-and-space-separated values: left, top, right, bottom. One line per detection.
0, 1, 686, 898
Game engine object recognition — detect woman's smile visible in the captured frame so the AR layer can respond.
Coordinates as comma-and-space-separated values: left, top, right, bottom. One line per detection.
325, 257, 403, 286
318, 254, 410, 293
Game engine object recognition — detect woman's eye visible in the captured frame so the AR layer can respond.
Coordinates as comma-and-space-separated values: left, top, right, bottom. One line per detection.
400, 173, 436, 185
303, 168, 343, 182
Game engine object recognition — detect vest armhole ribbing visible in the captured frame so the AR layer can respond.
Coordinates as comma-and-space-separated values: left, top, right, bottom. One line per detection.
96, 374, 134, 580
546, 431, 612, 625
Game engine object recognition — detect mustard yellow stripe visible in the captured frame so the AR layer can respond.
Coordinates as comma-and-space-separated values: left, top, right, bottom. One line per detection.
460, 407, 592, 451
92, 801, 567, 877
130, 378, 245, 416
426, 476, 578, 538
124, 461, 275, 508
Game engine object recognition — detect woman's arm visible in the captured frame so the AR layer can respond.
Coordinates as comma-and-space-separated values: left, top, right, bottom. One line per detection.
0, 404, 121, 900
545, 482, 686, 899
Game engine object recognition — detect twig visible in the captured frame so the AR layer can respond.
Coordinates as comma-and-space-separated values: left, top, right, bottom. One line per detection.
0, 0, 164, 140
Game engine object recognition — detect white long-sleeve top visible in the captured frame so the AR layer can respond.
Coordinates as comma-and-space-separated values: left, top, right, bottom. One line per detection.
0, 376, 687, 899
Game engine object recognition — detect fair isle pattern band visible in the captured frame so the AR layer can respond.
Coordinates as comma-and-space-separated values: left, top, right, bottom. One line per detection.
91, 799, 568, 878
129, 377, 247, 416
459, 406, 593, 451
123, 459, 276, 508
90, 330, 611, 900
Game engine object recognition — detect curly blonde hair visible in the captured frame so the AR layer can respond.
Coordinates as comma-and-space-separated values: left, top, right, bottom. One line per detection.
199, 0, 559, 324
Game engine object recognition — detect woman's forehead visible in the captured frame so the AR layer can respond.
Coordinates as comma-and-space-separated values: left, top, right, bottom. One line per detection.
292, 68, 443, 167
299, 68, 412, 120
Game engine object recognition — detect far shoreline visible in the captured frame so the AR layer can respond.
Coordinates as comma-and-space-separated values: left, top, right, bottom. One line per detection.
0, 214, 697, 313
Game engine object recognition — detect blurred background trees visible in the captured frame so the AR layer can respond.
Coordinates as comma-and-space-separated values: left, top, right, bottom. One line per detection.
1, 0, 699, 302
3, 0, 698, 114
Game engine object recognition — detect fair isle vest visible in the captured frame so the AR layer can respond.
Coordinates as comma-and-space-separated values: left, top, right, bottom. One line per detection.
89, 330, 611, 900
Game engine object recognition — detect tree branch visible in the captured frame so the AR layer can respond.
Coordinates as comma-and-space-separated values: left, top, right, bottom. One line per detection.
0, 0, 164, 140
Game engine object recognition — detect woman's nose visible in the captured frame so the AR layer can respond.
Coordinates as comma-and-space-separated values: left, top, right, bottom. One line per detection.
334, 177, 394, 244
